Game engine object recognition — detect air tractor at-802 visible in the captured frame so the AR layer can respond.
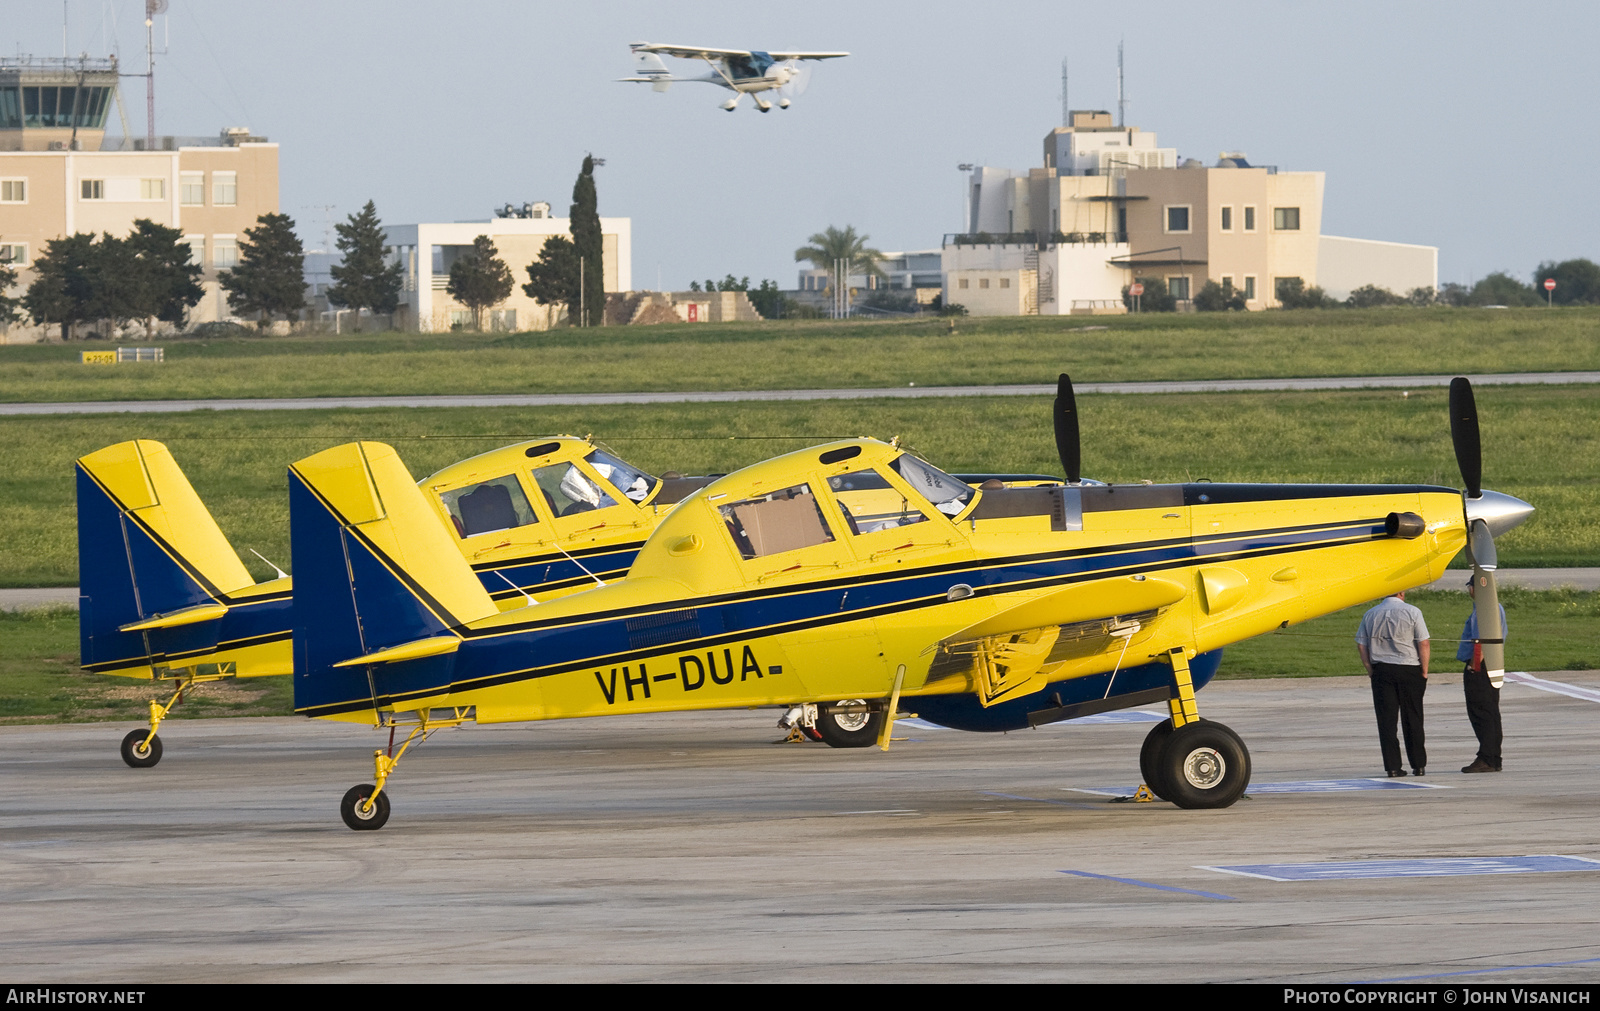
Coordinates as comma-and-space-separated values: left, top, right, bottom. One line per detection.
287, 376, 1530, 830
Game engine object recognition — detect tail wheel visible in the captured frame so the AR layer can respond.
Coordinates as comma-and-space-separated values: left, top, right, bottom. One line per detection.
341, 784, 391, 831
1158, 721, 1251, 809
814, 699, 884, 749
120, 730, 162, 769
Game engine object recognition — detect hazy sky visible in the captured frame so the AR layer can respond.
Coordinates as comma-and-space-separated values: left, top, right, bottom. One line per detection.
13, 1, 1598, 289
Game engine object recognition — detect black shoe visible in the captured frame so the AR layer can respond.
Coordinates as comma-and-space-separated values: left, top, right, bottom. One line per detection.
1462, 759, 1499, 774
1386, 769, 1407, 777
1412, 768, 1425, 776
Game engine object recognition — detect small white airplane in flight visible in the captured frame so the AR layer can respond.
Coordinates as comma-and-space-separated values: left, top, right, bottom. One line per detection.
620, 42, 849, 112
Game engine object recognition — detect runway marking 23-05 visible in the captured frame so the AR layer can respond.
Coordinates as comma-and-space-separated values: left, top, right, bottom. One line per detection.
1199, 855, 1600, 881
1067, 778, 1451, 798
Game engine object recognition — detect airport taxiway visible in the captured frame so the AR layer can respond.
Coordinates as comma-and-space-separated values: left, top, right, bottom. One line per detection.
4, 672, 1600, 983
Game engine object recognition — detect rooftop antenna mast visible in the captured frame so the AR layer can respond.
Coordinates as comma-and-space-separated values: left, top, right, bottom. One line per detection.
1060, 57, 1069, 127
144, 0, 167, 147
1116, 39, 1126, 128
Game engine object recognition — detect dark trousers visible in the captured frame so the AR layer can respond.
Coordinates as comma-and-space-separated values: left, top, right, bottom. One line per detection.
1463, 665, 1503, 766
1370, 662, 1427, 772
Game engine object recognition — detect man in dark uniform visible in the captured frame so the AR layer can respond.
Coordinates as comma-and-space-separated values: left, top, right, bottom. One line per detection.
1458, 576, 1507, 773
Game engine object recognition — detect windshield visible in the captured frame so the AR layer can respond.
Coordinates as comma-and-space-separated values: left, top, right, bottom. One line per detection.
889, 454, 974, 517
587, 449, 656, 503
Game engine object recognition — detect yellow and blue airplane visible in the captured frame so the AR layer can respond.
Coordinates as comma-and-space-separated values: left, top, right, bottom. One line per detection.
75, 436, 714, 767
287, 376, 1531, 830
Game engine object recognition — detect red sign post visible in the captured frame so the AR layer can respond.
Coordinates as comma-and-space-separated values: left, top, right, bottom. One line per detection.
1544, 277, 1556, 307
1129, 281, 1144, 313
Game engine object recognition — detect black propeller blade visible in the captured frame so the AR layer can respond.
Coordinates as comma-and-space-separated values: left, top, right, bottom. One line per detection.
1449, 377, 1482, 499
1053, 373, 1081, 485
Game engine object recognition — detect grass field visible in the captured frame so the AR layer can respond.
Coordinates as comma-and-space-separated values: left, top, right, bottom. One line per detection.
2, 307, 1598, 402
1, 383, 1593, 586
3, 589, 1594, 725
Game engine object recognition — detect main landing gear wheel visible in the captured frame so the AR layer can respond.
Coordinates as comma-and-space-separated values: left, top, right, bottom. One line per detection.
120, 730, 162, 768
1138, 721, 1175, 799
341, 784, 391, 831
814, 699, 885, 748
1156, 721, 1250, 809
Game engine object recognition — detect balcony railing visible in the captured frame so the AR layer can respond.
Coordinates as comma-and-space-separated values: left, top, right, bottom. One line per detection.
943, 231, 1129, 247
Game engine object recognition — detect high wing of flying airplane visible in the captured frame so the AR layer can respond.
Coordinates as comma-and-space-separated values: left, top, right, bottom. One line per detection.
287, 377, 1531, 830
619, 42, 849, 112
76, 436, 714, 768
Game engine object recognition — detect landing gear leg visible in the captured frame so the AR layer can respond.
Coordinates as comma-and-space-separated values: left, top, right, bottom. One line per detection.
120, 670, 206, 768
339, 709, 470, 831
1136, 648, 1251, 809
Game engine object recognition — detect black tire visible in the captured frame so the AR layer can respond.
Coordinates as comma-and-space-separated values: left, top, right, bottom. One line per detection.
1138, 720, 1175, 798
120, 729, 162, 769
813, 699, 884, 749
341, 784, 391, 831
1157, 721, 1251, 810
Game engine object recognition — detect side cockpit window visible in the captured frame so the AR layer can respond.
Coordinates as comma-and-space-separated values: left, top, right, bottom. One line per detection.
533, 463, 618, 518
827, 468, 929, 534
440, 475, 538, 538
717, 484, 835, 560
889, 454, 973, 517
586, 449, 656, 503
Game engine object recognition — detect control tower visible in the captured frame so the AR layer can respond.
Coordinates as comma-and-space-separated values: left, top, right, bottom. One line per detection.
0, 56, 120, 152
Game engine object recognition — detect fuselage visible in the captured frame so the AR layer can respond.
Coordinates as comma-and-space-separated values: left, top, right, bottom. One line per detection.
297, 441, 1468, 726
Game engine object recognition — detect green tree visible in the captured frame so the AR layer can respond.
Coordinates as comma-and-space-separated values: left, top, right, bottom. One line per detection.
746, 279, 786, 319
1274, 276, 1334, 309
327, 200, 403, 329
1406, 286, 1438, 307
1345, 284, 1404, 308
0, 243, 18, 326
220, 212, 307, 328
793, 225, 885, 283
1121, 276, 1177, 312
1468, 271, 1537, 307
23, 233, 99, 339
1194, 279, 1246, 312
1533, 259, 1600, 305
447, 234, 513, 330
522, 234, 580, 321
569, 155, 604, 327
125, 219, 203, 338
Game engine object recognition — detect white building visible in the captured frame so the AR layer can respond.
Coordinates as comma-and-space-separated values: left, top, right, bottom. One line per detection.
385, 213, 631, 332
943, 239, 1131, 316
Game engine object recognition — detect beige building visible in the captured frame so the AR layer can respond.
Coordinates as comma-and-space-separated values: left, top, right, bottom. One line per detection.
0, 57, 278, 338
956, 110, 1434, 312
386, 216, 632, 332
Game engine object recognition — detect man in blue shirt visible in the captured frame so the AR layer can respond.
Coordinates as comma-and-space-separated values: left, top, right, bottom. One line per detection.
1356, 591, 1432, 777
1458, 577, 1507, 773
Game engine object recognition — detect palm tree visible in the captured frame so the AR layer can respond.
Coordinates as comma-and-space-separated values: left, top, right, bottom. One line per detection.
793, 225, 886, 281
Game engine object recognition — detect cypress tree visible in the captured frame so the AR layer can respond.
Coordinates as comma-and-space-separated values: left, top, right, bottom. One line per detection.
220, 213, 307, 328
327, 200, 403, 330
569, 155, 604, 326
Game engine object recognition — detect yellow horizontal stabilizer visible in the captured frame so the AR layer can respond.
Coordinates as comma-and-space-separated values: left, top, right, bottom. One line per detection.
78, 441, 254, 596
118, 602, 230, 632
942, 575, 1187, 646
333, 635, 461, 668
